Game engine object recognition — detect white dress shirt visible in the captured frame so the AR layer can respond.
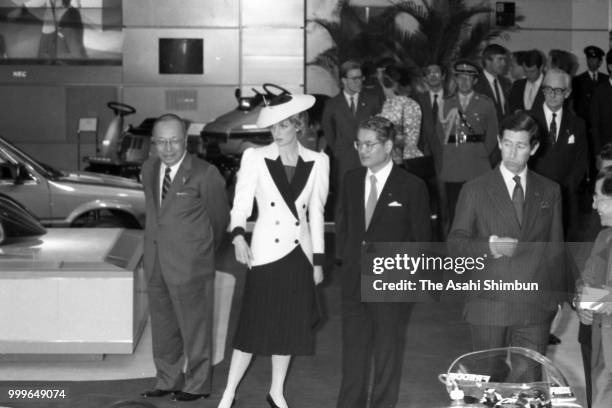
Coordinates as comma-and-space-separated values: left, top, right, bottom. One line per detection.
364, 159, 393, 205
523, 74, 543, 110
543, 104, 562, 141
344, 91, 360, 111
499, 162, 527, 199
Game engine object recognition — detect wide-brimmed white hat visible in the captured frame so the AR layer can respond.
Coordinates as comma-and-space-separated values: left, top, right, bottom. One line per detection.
256, 94, 315, 128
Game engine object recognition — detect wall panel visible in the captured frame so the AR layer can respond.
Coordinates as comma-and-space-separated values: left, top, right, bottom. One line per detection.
123, 0, 239, 27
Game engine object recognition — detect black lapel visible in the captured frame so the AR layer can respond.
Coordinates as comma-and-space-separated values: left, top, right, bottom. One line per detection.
557, 111, 571, 145
291, 156, 314, 200
265, 157, 298, 219
521, 171, 542, 238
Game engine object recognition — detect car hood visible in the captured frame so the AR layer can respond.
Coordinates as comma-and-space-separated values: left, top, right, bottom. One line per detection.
59, 171, 142, 190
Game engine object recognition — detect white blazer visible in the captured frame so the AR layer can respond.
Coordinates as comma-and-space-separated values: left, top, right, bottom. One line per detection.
230, 142, 329, 267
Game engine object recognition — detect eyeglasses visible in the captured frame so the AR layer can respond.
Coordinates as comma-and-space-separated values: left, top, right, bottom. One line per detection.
346, 76, 364, 82
541, 86, 567, 96
153, 138, 184, 147
354, 141, 382, 151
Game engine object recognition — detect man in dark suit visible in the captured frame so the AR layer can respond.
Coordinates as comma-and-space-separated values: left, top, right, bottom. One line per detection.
448, 111, 565, 381
336, 116, 430, 408
590, 50, 612, 182
321, 60, 383, 205
529, 68, 588, 235
508, 49, 545, 113
140, 114, 229, 402
415, 63, 447, 238
474, 43, 511, 123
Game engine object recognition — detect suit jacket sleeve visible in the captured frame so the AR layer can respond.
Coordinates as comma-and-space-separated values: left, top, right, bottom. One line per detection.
484, 101, 499, 155
447, 183, 492, 257
412, 177, 431, 242
230, 147, 258, 237
309, 152, 330, 265
335, 170, 350, 261
322, 100, 337, 155
200, 163, 230, 249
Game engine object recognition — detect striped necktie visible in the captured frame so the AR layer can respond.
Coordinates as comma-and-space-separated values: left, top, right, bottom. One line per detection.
161, 166, 171, 203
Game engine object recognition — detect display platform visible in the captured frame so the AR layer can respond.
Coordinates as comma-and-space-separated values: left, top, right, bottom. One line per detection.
0, 229, 147, 354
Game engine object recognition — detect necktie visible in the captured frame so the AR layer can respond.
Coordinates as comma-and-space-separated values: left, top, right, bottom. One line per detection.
349, 96, 356, 116
365, 175, 377, 228
493, 78, 504, 114
549, 112, 557, 145
512, 175, 524, 226
161, 166, 171, 203
432, 94, 439, 123
592, 72, 597, 82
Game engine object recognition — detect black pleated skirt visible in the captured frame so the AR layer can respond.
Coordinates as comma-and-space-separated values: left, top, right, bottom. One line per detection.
233, 246, 317, 356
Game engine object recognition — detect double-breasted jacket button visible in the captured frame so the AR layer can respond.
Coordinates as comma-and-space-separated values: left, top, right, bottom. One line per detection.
295, 221, 300, 226
271, 202, 275, 207
276, 220, 280, 225
294, 239, 299, 244
275, 238, 279, 243
302, 204, 306, 209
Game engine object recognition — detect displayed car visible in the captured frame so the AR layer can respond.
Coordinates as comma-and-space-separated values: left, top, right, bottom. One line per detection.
0, 135, 145, 228
0, 192, 46, 245
439, 347, 583, 407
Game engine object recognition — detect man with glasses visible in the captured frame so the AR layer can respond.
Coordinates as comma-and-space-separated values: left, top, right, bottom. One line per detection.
336, 116, 430, 408
529, 68, 587, 236
322, 60, 383, 222
140, 113, 229, 402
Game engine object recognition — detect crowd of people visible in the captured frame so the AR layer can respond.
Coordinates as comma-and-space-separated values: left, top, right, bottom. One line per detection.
138, 43, 612, 408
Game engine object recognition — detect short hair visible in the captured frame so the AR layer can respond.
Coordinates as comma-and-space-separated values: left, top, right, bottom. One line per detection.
340, 60, 362, 79
358, 116, 396, 143
381, 65, 411, 88
523, 49, 544, 69
548, 49, 579, 75
153, 113, 187, 137
500, 111, 540, 146
600, 143, 612, 161
596, 165, 612, 196
422, 63, 446, 77
543, 67, 572, 91
482, 44, 508, 61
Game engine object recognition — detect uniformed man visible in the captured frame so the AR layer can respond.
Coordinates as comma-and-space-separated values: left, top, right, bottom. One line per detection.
438, 59, 499, 226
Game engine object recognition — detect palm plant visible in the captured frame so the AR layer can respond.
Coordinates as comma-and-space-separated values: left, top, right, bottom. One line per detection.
310, 0, 521, 85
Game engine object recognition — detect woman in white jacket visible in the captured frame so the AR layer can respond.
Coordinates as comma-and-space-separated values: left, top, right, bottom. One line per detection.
218, 94, 329, 408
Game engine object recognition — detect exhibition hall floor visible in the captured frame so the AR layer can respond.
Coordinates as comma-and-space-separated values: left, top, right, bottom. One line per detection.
0, 207, 598, 408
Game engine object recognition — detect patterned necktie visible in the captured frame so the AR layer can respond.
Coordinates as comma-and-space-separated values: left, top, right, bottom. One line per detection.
365, 175, 378, 228
349, 96, 356, 116
432, 94, 439, 123
161, 166, 171, 203
512, 175, 524, 226
493, 78, 504, 114
549, 112, 557, 145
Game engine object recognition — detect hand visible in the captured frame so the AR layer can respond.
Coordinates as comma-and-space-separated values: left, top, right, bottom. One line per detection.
232, 235, 253, 269
313, 265, 324, 285
489, 236, 518, 258
576, 304, 594, 325
596, 302, 612, 315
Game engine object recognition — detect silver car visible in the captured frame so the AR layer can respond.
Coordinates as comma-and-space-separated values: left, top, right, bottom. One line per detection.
0, 135, 145, 228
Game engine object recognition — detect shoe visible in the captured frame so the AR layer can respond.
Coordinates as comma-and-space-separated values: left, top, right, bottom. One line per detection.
140, 388, 177, 398
171, 391, 210, 401
266, 394, 280, 408
548, 334, 562, 345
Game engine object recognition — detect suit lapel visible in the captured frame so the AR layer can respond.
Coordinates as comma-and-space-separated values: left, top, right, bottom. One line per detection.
521, 171, 543, 238
160, 154, 192, 214
487, 168, 521, 234
265, 156, 299, 219
556, 110, 571, 145
152, 159, 162, 213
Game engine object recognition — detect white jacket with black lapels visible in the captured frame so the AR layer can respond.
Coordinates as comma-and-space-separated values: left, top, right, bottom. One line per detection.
230, 142, 329, 267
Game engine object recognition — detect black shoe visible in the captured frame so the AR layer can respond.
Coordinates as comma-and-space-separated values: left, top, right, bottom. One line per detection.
266, 394, 280, 408
141, 388, 177, 398
549, 334, 562, 345
171, 391, 210, 402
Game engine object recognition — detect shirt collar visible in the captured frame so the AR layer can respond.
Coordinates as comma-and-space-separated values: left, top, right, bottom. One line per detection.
500, 162, 528, 195
161, 151, 187, 175
543, 103, 563, 121
483, 69, 497, 83
366, 158, 393, 181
